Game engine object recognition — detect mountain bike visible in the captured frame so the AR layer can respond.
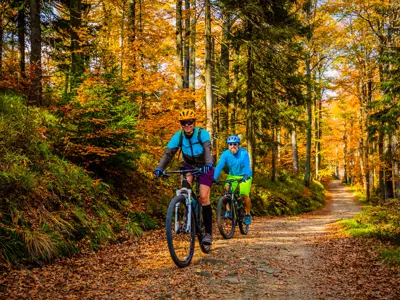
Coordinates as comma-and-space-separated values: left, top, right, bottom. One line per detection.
216, 178, 249, 239
163, 169, 211, 268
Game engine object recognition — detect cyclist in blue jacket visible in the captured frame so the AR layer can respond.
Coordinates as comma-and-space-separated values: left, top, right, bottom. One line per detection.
153, 109, 214, 245
214, 135, 253, 225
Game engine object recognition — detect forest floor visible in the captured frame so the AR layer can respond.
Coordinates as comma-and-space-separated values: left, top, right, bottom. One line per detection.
1, 180, 400, 299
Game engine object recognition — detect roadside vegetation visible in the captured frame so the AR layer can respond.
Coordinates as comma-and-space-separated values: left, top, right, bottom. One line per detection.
339, 184, 400, 266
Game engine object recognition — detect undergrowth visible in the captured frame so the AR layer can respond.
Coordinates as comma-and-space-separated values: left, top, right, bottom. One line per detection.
338, 199, 400, 266
250, 174, 325, 216
0, 93, 158, 268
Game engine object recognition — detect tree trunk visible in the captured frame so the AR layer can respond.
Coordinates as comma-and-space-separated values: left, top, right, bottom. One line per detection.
220, 10, 230, 133
176, 0, 184, 89
70, 0, 83, 90
304, 0, 313, 187
119, 2, 126, 78
271, 127, 276, 182
391, 133, 399, 198
304, 56, 312, 187
129, 0, 136, 52
29, 0, 42, 106
277, 127, 281, 167
291, 125, 299, 175
17, 1, 26, 79
246, 24, 255, 172
378, 131, 385, 199
343, 126, 348, 184
183, 0, 190, 88
189, 0, 196, 93
315, 91, 322, 179
205, 0, 212, 134
230, 45, 239, 132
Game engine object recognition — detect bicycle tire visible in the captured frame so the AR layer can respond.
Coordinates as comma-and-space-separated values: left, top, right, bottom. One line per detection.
217, 196, 235, 239
238, 205, 249, 235
197, 204, 211, 253
166, 195, 195, 267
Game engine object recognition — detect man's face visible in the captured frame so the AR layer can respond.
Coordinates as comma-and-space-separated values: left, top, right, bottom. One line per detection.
228, 143, 239, 155
180, 119, 195, 134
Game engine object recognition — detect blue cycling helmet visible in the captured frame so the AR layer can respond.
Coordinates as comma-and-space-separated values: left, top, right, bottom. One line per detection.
226, 135, 240, 144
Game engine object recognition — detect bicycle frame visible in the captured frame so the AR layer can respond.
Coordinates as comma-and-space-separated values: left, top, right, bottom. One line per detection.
221, 179, 243, 205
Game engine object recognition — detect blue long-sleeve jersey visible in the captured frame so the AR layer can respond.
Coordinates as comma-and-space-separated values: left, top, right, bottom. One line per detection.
213, 147, 252, 180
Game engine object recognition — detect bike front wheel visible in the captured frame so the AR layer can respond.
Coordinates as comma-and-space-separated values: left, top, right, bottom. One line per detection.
217, 196, 235, 239
166, 195, 195, 267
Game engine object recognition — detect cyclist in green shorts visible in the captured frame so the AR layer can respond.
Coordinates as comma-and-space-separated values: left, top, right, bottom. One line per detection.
213, 135, 253, 225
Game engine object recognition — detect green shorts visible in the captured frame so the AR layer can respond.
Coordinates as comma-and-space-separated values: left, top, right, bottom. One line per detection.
226, 175, 252, 196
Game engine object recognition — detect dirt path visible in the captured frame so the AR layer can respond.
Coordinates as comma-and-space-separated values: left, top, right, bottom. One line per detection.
2, 180, 399, 299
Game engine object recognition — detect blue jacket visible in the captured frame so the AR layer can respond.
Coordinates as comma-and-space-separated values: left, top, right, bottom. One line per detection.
157, 127, 213, 169
214, 147, 252, 180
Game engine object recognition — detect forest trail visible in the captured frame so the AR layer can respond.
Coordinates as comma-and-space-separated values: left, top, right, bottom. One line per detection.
2, 180, 400, 299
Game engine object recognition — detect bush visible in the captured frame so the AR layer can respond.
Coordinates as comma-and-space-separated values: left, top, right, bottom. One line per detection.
0, 93, 157, 267
339, 204, 400, 245
245, 174, 325, 216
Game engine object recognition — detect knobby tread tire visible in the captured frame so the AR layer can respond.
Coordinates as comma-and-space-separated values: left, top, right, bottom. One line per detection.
166, 195, 195, 267
217, 196, 235, 239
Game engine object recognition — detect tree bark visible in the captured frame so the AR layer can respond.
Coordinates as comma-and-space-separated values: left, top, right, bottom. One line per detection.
189, 0, 196, 93
304, 55, 312, 187
246, 23, 255, 172
378, 131, 385, 199
230, 45, 239, 132
29, 0, 42, 105
205, 0, 213, 134
176, 0, 184, 89
17, 1, 26, 79
304, 0, 313, 187
183, 0, 190, 88
271, 126, 276, 182
70, 0, 83, 90
220, 10, 230, 133
291, 125, 299, 175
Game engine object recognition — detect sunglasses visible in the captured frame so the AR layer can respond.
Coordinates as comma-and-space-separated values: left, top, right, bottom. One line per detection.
180, 119, 195, 126
228, 143, 238, 146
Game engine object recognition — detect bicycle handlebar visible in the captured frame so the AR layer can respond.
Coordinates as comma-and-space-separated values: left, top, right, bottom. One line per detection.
161, 168, 201, 178
215, 178, 245, 185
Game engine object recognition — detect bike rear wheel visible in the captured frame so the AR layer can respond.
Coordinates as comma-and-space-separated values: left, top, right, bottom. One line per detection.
166, 195, 195, 267
217, 196, 235, 239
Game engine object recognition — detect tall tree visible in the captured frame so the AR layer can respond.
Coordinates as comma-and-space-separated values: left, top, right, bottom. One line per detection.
16, 0, 26, 80
70, 0, 84, 90
246, 20, 255, 171
183, 0, 190, 88
29, 0, 42, 105
176, 0, 184, 88
220, 7, 231, 133
189, 0, 196, 91
205, 0, 213, 133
